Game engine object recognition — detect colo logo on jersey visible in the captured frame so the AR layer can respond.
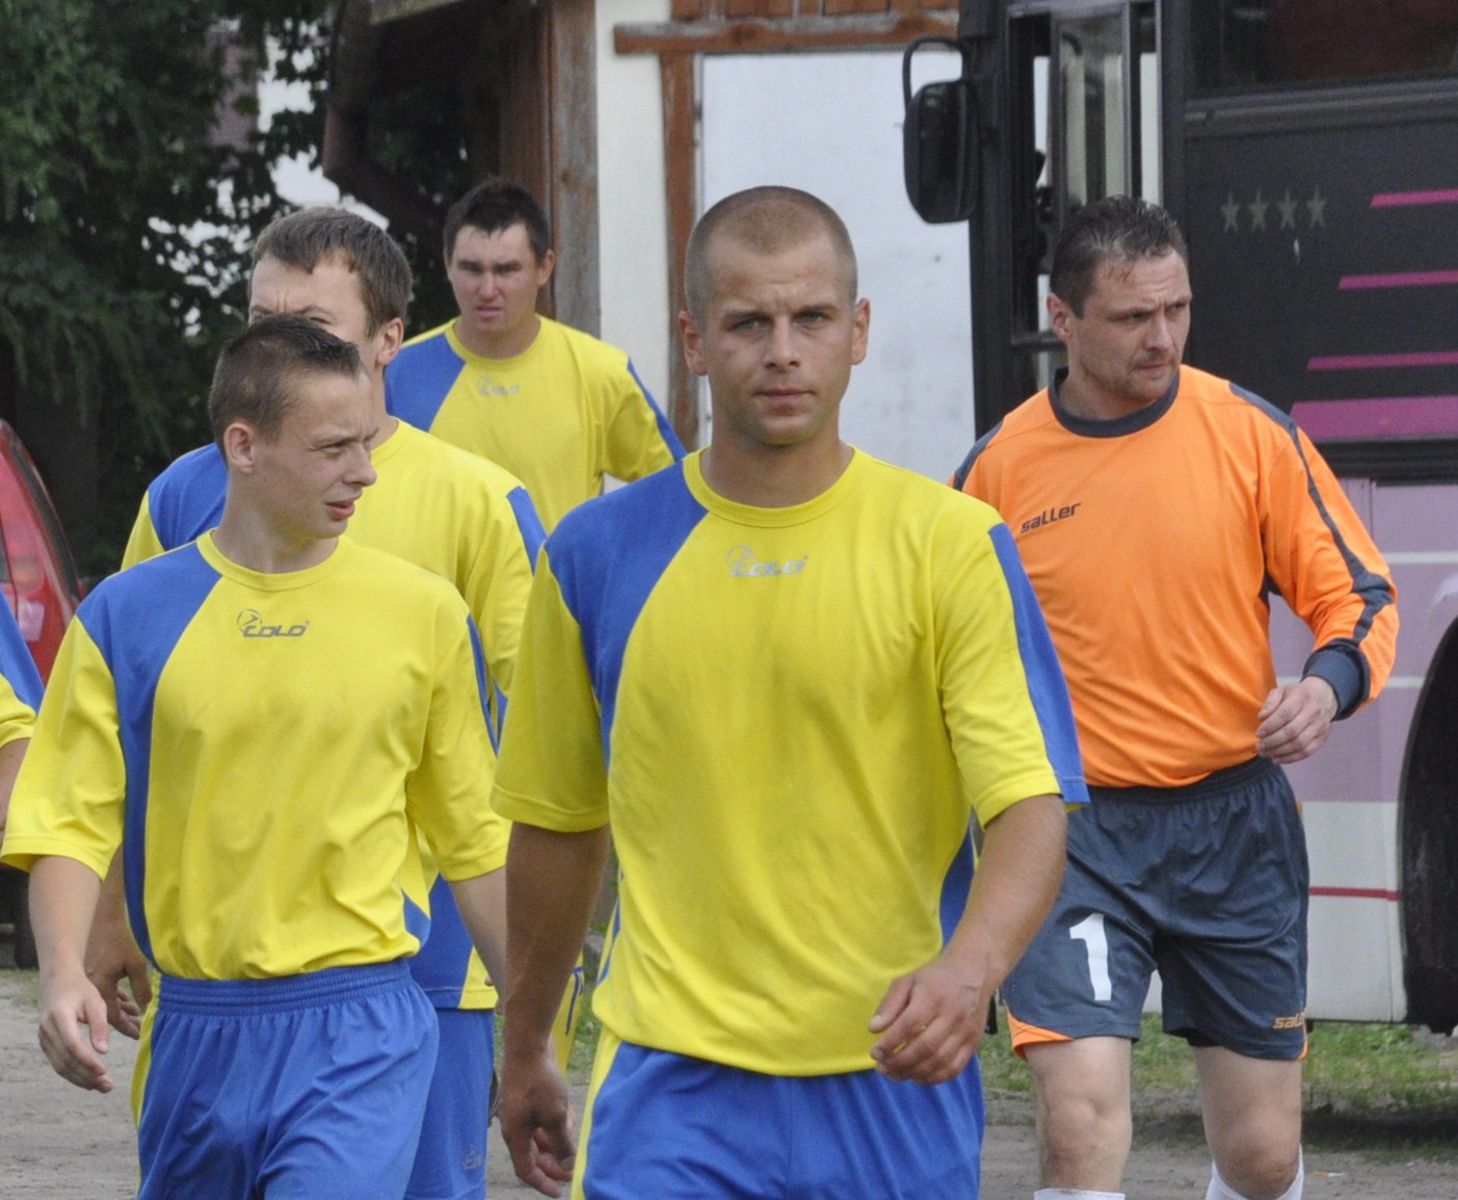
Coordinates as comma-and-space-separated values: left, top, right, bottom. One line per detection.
726, 545, 808, 578
475, 377, 520, 398
237, 609, 310, 639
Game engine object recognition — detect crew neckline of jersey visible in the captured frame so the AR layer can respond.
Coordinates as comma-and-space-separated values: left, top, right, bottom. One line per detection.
367, 417, 412, 469
445, 317, 549, 370
197, 531, 352, 591
683, 448, 866, 527
1048, 366, 1180, 438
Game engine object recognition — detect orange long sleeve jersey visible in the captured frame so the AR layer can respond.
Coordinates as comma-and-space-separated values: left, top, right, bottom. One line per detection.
953, 366, 1397, 789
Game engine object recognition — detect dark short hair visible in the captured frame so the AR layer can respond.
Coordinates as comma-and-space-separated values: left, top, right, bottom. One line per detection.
443, 178, 551, 264
1049, 195, 1189, 316
209, 314, 365, 452
252, 208, 413, 333
684, 186, 857, 325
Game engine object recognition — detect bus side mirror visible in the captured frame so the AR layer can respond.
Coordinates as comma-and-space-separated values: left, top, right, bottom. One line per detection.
903, 39, 976, 224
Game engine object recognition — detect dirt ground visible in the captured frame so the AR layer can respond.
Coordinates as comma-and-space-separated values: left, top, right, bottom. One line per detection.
2, 963, 1455, 1198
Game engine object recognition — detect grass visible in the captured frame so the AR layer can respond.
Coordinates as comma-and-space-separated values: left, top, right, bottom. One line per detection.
977, 1008, 1458, 1157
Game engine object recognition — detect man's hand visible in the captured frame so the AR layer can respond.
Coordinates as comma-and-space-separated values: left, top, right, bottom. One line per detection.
84, 914, 150, 1038
868, 954, 988, 1085
1257, 677, 1339, 764
84, 851, 150, 1037
498, 1050, 576, 1197
38, 967, 114, 1092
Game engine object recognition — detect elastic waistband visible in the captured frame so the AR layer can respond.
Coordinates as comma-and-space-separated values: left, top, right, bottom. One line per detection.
157, 959, 413, 1015
1091, 756, 1281, 805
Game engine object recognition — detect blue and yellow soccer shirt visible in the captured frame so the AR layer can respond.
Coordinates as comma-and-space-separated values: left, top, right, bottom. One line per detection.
1, 534, 504, 979
119, 423, 540, 1007
121, 422, 543, 696
386, 317, 686, 531
493, 450, 1086, 1075
0, 600, 42, 748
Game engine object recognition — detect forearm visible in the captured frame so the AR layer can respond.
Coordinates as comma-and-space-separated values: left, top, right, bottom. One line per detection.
30, 856, 104, 980
503, 822, 610, 1059
448, 867, 508, 999
0, 736, 28, 835
945, 794, 1066, 989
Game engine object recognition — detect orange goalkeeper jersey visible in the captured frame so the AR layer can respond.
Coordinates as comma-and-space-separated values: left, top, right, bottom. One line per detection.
953, 365, 1397, 789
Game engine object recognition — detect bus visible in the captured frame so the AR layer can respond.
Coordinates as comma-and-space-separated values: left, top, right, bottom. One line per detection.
903, 0, 1458, 1031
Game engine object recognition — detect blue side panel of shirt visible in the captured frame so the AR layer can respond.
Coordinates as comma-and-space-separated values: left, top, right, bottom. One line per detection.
80, 544, 222, 965
386, 336, 464, 431
0, 601, 43, 709
549, 464, 707, 761
147, 445, 228, 552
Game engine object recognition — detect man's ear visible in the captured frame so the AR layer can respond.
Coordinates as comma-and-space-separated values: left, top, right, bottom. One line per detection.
222, 421, 261, 474
373, 318, 405, 369
1047, 293, 1075, 345
536, 248, 557, 291
678, 310, 709, 378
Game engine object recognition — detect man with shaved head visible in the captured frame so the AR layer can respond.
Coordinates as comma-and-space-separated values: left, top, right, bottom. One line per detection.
492, 185, 1085, 1199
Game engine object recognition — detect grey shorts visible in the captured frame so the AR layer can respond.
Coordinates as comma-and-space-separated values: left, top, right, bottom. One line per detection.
1002, 757, 1308, 1061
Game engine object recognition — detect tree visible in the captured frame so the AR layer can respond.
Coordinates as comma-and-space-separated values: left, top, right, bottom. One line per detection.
0, 0, 333, 571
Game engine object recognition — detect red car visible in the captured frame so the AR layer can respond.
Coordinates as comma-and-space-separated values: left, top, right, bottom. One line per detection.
0, 419, 83, 967
0, 419, 83, 681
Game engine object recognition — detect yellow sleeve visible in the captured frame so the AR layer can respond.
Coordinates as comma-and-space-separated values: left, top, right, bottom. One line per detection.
404, 604, 509, 881
0, 673, 36, 750
491, 549, 610, 831
120, 495, 166, 569
458, 480, 542, 694
601, 358, 682, 483
0, 619, 125, 877
934, 509, 1086, 827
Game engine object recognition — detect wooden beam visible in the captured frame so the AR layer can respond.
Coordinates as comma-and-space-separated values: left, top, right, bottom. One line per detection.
548, 0, 600, 337
660, 53, 700, 451
615, 12, 955, 55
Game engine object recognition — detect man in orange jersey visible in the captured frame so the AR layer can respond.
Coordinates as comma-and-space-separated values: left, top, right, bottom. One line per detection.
952, 196, 1396, 1200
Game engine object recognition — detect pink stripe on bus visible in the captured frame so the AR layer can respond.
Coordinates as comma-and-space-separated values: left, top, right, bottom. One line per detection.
1291, 396, 1458, 440
1307, 351, 1458, 370
1371, 189, 1458, 207
1309, 886, 1401, 901
1339, 270, 1458, 290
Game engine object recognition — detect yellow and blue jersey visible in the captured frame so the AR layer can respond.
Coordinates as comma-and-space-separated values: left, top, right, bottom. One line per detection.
1, 534, 505, 980
493, 450, 1086, 1075
119, 424, 542, 1008
386, 317, 686, 532
0, 600, 42, 747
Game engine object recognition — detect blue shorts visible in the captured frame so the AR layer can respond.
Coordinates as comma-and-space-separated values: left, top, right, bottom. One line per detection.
1003, 757, 1308, 1061
406, 1008, 494, 1200
575, 1027, 984, 1199
137, 960, 438, 1200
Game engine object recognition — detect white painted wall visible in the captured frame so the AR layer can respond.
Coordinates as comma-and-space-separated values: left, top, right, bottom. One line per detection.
596, 0, 672, 402
699, 51, 974, 480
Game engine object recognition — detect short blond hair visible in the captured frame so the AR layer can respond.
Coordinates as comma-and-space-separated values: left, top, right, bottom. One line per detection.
684, 186, 857, 324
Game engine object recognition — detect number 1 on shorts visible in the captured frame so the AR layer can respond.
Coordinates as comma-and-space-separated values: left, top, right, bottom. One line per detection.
1069, 913, 1112, 1002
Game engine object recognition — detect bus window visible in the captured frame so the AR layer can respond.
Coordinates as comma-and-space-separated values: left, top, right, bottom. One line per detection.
1194, 0, 1458, 92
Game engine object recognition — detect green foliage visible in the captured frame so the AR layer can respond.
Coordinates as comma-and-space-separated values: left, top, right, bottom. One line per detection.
0, 0, 332, 570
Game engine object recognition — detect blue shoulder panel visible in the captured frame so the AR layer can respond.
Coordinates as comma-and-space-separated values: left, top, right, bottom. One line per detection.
949, 419, 1003, 491
549, 464, 706, 760
386, 335, 465, 431
146, 445, 227, 552
507, 485, 547, 572
0, 601, 43, 710
627, 360, 687, 460
79, 544, 222, 965
989, 524, 1088, 807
